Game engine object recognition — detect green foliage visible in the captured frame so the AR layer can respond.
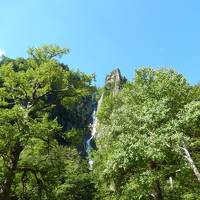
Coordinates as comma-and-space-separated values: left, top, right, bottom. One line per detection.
1, 48, 199, 200
0, 45, 95, 199
93, 68, 200, 199
27, 44, 69, 62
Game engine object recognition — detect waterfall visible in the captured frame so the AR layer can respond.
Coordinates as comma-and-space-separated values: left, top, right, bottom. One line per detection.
91, 95, 103, 137
85, 94, 103, 169
86, 134, 94, 170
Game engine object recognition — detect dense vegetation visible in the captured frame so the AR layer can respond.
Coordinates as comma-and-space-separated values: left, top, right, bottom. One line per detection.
0, 45, 95, 200
0, 46, 199, 200
93, 68, 200, 200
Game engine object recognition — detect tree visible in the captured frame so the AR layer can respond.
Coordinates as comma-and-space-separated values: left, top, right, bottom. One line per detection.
0, 45, 95, 199
93, 68, 200, 200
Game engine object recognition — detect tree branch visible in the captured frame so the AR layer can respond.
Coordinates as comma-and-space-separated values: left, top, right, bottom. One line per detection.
181, 143, 200, 183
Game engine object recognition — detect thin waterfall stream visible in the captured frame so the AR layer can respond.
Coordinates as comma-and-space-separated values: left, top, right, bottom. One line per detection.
85, 95, 103, 169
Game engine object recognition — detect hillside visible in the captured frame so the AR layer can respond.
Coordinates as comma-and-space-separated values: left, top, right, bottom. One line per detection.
0, 45, 200, 200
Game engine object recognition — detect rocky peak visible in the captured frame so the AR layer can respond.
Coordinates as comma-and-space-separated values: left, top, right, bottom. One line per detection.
105, 68, 126, 95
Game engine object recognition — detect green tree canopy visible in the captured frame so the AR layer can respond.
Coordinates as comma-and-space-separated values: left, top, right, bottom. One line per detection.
0, 45, 95, 200
93, 68, 200, 200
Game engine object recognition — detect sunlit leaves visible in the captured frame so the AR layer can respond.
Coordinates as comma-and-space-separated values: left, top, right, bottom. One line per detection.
93, 68, 200, 199
0, 45, 95, 199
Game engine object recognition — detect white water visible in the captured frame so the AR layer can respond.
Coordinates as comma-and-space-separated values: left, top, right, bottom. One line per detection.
85, 109, 96, 169
85, 94, 103, 169
86, 135, 94, 170
91, 94, 103, 137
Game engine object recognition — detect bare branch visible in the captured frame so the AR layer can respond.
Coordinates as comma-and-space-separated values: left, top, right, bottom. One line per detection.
181, 143, 200, 183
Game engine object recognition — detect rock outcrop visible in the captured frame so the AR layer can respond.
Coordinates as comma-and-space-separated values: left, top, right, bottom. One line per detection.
105, 68, 126, 95
94, 69, 126, 139
85, 68, 127, 165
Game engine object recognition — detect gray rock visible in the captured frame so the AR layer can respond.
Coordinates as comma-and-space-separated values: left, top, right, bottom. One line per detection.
105, 68, 126, 95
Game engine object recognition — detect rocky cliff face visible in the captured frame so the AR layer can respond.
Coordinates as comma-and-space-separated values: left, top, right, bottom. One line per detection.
105, 68, 126, 96
84, 69, 127, 162
92, 69, 126, 140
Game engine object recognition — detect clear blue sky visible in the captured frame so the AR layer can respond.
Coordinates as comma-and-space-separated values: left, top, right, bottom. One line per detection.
0, 0, 199, 86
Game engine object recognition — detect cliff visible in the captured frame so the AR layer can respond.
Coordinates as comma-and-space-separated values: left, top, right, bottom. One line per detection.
104, 68, 126, 96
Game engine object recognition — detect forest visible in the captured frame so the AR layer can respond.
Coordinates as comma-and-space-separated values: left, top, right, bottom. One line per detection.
0, 45, 199, 200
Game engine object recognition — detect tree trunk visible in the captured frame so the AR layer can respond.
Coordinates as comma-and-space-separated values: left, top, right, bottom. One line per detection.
154, 180, 163, 200
0, 142, 23, 200
182, 144, 200, 184
150, 161, 163, 200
